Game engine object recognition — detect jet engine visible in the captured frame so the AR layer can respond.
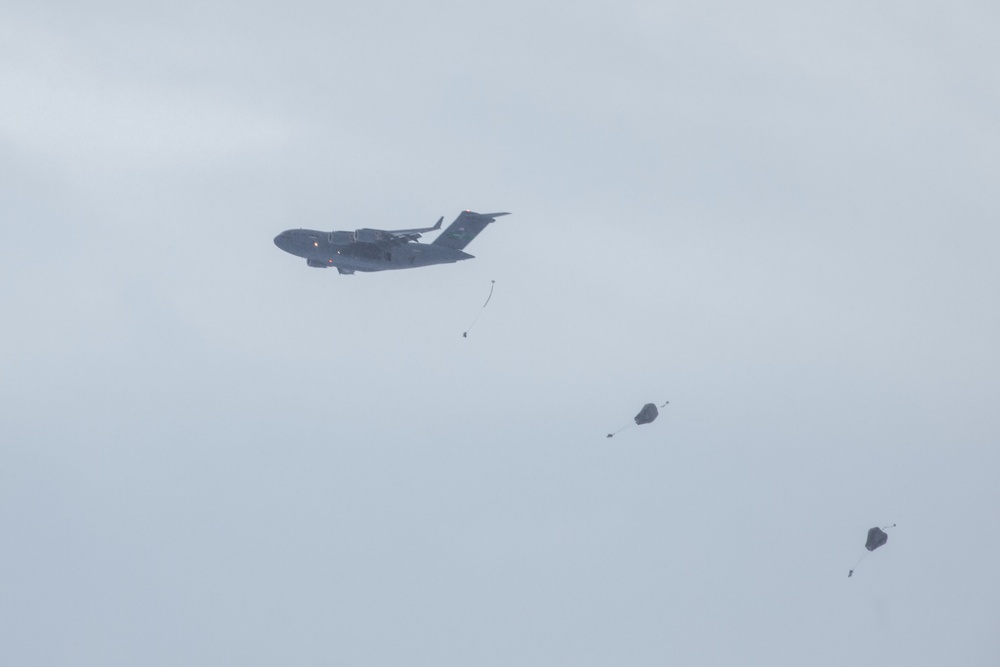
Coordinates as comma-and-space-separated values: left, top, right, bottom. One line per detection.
306, 259, 328, 268
354, 228, 386, 243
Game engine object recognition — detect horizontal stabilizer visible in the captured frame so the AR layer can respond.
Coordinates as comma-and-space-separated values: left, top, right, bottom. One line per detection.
432, 210, 510, 250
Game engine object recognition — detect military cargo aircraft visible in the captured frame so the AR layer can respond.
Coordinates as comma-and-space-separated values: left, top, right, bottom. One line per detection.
274, 210, 510, 274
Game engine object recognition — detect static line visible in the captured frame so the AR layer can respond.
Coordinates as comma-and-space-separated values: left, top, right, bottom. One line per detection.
463, 280, 495, 338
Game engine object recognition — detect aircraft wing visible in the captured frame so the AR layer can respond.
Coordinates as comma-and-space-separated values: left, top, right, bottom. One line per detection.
385, 216, 444, 242
352, 216, 444, 246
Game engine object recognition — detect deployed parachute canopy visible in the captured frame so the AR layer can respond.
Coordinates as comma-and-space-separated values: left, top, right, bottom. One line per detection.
607, 401, 668, 438
848, 523, 895, 577
865, 526, 889, 552
634, 403, 659, 425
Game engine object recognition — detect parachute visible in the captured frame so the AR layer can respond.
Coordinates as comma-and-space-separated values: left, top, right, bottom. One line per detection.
463, 280, 495, 338
865, 526, 889, 552
634, 403, 659, 425
607, 401, 668, 438
848, 524, 895, 577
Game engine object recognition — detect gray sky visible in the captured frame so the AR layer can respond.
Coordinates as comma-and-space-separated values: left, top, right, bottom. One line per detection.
2, 1, 999, 665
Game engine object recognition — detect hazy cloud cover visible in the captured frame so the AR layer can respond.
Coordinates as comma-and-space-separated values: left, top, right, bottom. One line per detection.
2, 2, 999, 665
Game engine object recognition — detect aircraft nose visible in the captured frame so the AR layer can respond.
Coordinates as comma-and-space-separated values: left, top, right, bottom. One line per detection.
274, 232, 289, 250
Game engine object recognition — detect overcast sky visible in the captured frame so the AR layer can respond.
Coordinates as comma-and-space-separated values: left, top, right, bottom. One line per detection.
2, 2, 999, 665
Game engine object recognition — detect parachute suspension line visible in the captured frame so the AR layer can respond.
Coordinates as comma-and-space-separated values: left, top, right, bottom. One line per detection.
848, 552, 869, 577
606, 423, 634, 438
463, 280, 495, 338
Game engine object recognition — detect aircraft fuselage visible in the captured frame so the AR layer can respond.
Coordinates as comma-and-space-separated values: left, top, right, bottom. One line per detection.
273, 228, 473, 274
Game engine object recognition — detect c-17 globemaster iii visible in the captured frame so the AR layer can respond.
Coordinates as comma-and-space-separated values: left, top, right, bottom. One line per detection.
274, 210, 510, 274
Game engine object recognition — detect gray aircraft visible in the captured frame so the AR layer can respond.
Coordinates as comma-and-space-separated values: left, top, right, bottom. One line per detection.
274, 210, 510, 274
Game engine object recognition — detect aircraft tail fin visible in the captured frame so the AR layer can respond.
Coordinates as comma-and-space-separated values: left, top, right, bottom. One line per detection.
432, 211, 509, 250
